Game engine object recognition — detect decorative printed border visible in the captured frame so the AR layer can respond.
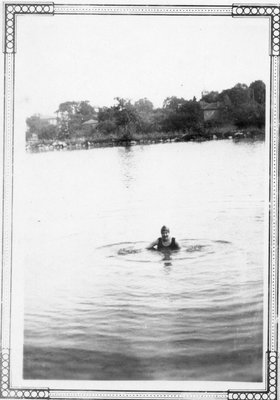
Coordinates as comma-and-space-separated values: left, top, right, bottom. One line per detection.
1, 349, 49, 399
228, 352, 277, 400
1, 2, 279, 400
4, 3, 54, 53
232, 5, 280, 56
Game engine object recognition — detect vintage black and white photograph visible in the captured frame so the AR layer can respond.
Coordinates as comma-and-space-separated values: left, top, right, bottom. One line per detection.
1, 0, 279, 397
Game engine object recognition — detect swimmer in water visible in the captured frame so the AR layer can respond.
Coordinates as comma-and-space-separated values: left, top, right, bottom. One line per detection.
147, 226, 180, 251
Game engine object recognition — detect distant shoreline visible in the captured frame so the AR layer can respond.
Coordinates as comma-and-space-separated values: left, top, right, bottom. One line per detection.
26, 127, 265, 153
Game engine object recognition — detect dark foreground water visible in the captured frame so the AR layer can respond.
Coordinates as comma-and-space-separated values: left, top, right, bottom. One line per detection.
22, 140, 265, 381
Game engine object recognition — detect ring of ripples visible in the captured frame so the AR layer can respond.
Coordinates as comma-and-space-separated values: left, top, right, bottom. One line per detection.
98, 239, 231, 264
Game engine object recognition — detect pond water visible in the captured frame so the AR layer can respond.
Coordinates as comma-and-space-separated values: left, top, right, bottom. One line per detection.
22, 140, 265, 381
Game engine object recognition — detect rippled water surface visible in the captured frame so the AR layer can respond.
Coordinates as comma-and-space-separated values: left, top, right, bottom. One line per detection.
22, 140, 265, 381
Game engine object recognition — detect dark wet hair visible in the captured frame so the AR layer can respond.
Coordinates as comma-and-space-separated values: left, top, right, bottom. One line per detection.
161, 225, 170, 233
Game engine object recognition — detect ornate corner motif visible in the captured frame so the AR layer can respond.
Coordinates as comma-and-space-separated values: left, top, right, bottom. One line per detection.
1, 349, 49, 399
4, 3, 54, 54
232, 5, 280, 56
228, 352, 277, 400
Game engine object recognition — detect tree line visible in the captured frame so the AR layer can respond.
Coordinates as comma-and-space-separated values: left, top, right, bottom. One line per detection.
26, 80, 265, 142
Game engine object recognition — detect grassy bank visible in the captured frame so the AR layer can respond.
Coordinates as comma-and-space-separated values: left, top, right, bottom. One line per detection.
204, 125, 265, 140
26, 126, 265, 152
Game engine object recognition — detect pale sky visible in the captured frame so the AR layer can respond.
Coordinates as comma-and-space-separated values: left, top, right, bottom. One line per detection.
15, 6, 269, 118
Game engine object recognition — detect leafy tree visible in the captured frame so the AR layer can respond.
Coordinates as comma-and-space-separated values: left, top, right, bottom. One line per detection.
26, 115, 49, 134
215, 82, 265, 127
163, 96, 186, 112
134, 98, 154, 113
26, 114, 57, 141
147, 108, 166, 132
232, 102, 265, 128
249, 80, 265, 105
56, 101, 78, 136
180, 100, 204, 130
98, 106, 118, 134
77, 100, 97, 119
114, 98, 139, 126
97, 98, 141, 138
162, 97, 203, 132
134, 98, 156, 133
201, 91, 219, 103
218, 83, 250, 107
39, 125, 57, 141
56, 100, 96, 138
113, 97, 141, 139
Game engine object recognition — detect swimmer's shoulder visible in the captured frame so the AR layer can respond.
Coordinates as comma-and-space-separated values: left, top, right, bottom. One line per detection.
147, 238, 159, 250
172, 237, 180, 249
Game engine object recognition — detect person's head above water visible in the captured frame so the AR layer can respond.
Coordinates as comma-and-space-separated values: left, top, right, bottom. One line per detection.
146, 225, 180, 250
161, 225, 170, 241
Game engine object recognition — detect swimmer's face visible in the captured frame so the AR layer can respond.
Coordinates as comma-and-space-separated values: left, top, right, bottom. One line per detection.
161, 230, 170, 241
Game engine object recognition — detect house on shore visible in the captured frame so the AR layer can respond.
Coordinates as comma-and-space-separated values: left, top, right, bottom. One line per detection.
82, 118, 99, 129
200, 101, 221, 122
78, 118, 99, 145
40, 114, 58, 125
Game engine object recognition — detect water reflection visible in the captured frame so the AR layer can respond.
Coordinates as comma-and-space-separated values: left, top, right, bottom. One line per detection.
118, 146, 136, 189
162, 251, 173, 267
162, 251, 173, 275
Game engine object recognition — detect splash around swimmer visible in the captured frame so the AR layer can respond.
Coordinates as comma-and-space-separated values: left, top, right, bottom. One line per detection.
147, 226, 180, 252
